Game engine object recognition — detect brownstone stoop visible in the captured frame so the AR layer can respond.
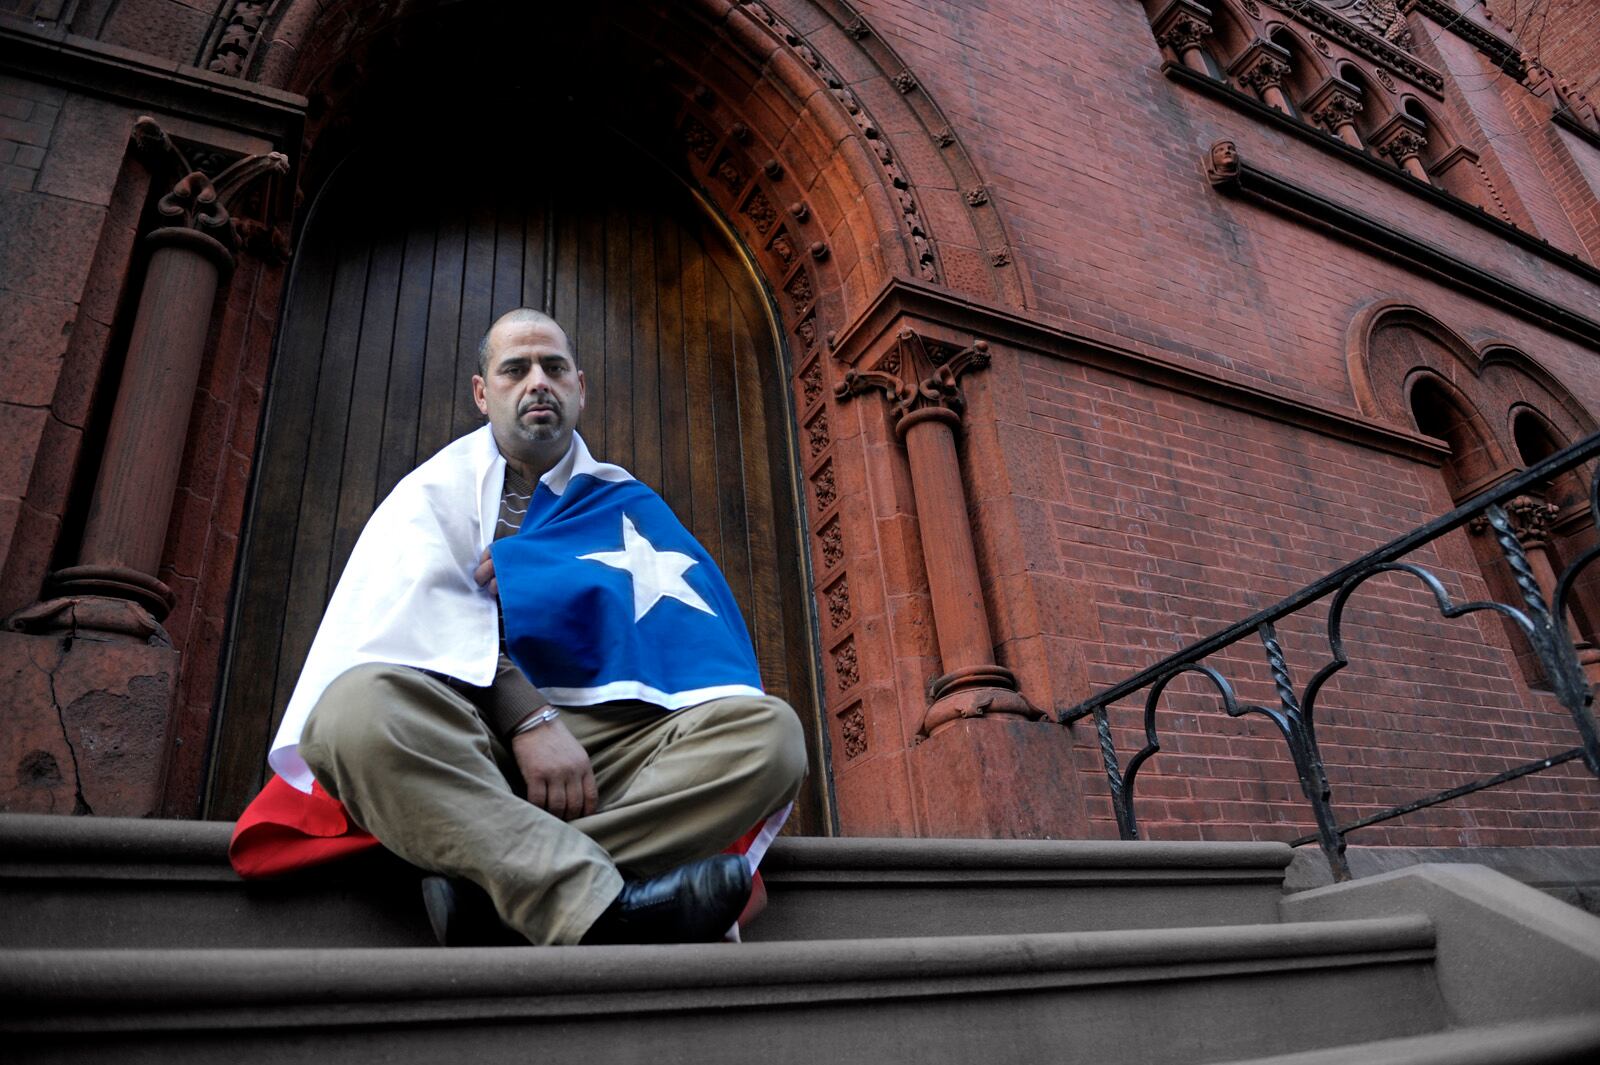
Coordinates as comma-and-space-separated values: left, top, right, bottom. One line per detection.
2, 814, 1598, 1063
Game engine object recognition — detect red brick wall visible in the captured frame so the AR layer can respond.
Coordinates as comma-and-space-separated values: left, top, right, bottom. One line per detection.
855, 0, 1600, 844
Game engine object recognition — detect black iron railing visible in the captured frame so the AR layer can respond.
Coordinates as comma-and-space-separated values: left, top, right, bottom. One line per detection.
1060, 431, 1600, 881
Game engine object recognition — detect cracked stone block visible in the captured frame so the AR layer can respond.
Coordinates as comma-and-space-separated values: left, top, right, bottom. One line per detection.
0, 628, 179, 817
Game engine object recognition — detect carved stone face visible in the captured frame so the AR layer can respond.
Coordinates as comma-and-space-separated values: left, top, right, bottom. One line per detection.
472, 317, 586, 475
1210, 140, 1239, 170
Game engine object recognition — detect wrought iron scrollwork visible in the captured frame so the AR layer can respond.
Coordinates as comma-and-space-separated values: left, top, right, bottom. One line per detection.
1064, 431, 1600, 881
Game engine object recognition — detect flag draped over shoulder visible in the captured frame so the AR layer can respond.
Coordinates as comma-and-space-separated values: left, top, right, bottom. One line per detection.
494, 437, 764, 707
229, 429, 770, 880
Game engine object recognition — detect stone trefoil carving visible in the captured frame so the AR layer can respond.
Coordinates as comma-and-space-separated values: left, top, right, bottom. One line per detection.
834, 328, 1038, 733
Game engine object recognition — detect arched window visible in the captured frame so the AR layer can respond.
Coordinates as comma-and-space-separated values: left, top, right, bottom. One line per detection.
1409, 375, 1552, 685
1408, 376, 1500, 499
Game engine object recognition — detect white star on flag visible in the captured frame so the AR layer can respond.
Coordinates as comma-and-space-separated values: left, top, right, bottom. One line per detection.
580, 514, 717, 622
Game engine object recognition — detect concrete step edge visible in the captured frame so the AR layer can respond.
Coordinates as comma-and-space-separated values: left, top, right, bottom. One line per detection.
1221, 1013, 1600, 1065
0, 812, 1293, 875
1, 916, 1434, 1015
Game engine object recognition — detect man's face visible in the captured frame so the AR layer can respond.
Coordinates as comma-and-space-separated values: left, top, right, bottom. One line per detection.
472, 318, 586, 466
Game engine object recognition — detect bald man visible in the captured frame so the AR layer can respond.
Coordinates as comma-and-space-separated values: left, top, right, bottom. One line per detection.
283, 309, 807, 946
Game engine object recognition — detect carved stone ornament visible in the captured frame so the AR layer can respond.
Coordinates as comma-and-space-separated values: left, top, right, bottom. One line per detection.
819, 517, 844, 567
1229, 39, 1292, 93
1304, 77, 1366, 130
833, 637, 859, 690
1204, 139, 1241, 184
965, 187, 989, 206
1376, 123, 1427, 162
834, 328, 992, 427
1311, 32, 1332, 56
204, 0, 271, 77
840, 704, 867, 759
800, 359, 824, 406
1241, 0, 1261, 16
1156, 14, 1213, 55
826, 574, 852, 628
894, 71, 918, 93
1505, 495, 1561, 544
1240, 54, 1291, 93
130, 117, 289, 260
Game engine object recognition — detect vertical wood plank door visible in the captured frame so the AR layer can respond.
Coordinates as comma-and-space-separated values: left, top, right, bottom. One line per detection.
208, 138, 828, 834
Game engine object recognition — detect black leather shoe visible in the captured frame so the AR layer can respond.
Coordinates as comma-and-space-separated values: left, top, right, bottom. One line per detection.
580, 854, 752, 945
421, 875, 525, 947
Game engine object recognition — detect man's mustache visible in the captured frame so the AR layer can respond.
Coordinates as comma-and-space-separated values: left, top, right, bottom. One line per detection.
518, 394, 561, 416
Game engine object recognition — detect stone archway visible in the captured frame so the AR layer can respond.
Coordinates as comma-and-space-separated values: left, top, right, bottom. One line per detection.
199, 0, 1064, 838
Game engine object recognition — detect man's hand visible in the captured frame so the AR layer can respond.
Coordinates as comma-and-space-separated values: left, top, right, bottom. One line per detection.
475, 546, 498, 597
511, 718, 598, 820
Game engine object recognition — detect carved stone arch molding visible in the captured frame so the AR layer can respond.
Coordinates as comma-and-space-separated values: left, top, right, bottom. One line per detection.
240, 0, 1028, 322
1349, 300, 1597, 463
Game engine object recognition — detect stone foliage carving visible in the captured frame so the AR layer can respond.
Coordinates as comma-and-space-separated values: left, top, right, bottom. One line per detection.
840, 704, 867, 758
833, 637, 859, 691
812, 461, 837, 510
819, 518, 844, 568
807, 409, 831, 458
800, 360, 824, 407
826, 574, 852, 628
834, 328, 993, 426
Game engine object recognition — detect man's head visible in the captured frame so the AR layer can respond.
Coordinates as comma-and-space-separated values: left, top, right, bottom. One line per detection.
473, 309, 586, 478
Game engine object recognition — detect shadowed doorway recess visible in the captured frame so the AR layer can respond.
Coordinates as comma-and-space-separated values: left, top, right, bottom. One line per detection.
208, 132, 827, 834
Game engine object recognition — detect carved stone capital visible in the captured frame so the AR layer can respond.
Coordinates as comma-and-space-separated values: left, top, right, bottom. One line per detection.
834, 328, 992, 431
130, 116, 289, 256
1304, 76, 1365, 130
1505, 495, 1560, 545
1152, 0, 1214, 54
1371, 112, 1428, 162
1228, 39, 1292, 93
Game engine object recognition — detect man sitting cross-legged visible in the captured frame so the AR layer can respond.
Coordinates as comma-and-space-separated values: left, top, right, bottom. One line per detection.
267, 308, 807, 946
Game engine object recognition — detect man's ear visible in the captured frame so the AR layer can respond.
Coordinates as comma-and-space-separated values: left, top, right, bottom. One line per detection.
471, 374, 489, 416
576, 369, 587, 412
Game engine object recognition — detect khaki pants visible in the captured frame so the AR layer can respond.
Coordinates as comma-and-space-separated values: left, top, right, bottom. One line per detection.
299, 664, 807, 945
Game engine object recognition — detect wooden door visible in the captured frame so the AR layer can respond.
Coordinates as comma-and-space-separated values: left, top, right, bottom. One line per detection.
208, 138, 828, 833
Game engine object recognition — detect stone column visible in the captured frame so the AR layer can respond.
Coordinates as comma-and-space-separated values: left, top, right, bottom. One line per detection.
1503, 496, 1600, 686
2, 118, 286, 817
1305, 77, 1366, 148
1152, 1, 1214, 75
836, 328, 1038, 735
49, 119, 287, 622
1230, 40, 1293, 114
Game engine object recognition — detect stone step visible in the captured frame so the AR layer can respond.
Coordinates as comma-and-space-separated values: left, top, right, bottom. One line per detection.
1224, 1014, 1600, 1065
2, 917, 1441, 1065
0, 813, 1294, 948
